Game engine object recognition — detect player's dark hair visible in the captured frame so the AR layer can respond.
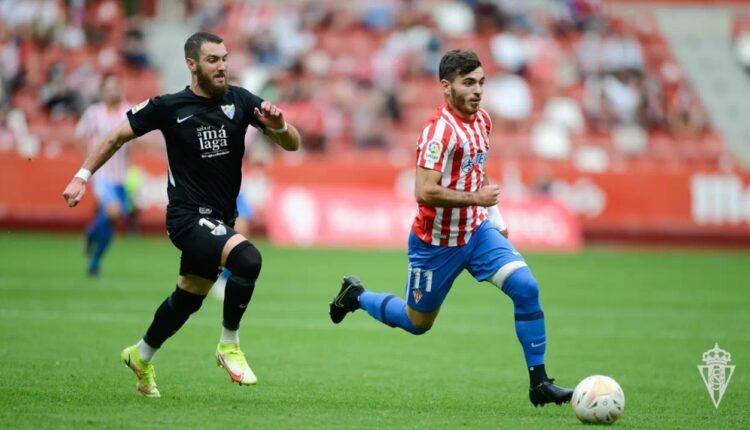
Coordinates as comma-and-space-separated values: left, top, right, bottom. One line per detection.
438, 49, 482, 82
184, 32, 223, 60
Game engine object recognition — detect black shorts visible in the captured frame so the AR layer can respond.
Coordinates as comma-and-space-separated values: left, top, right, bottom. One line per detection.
166, 209, 237, 282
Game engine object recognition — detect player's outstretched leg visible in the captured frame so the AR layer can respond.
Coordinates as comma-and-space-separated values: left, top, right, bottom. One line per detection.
84, 217, 97, 257
493, 265, 573, 406
121, 285, 206, 396
86, 211, 112, 277
330, 276, 429, 335
216, 241, 261, 385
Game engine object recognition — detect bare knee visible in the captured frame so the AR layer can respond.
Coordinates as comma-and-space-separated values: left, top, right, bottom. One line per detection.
105, 202, 120, 220
406, 306, 439, 334
177, 275, 213, 296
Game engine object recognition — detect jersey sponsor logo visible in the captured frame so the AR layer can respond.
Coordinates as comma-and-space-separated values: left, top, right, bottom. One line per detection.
130, 99, 149, 114
424, 140, 442, 163
177, 114, 194, 123
221, 104, 235, 119
196, 125, 229, 158
198, 207, 212, 215
460, 152, 487, 173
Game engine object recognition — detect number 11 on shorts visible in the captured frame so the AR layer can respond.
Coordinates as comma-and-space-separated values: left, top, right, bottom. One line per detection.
406, 266, 432, 304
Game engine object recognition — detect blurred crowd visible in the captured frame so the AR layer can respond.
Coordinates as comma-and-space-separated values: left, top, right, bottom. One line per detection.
0, 0, 152, 157
0, 0, 729, 167
202, 0, 718, 167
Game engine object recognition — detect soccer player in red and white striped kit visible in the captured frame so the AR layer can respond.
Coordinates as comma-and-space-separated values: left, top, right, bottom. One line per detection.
330, 49, 574, 407
75, 73, 133, 277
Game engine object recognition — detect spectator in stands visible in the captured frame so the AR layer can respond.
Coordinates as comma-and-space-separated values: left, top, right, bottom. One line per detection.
665, 82, 707, 137
641, 75, 666, 130
351, 79, 389, 149
559, 0, 604, 31
490, 25, 530, 76
601, 22, 644, 74
0, 22, 22, 101
191, 0, 227, 31
122, 26, 151, 70
602, 71, 642, 125
39, 63, 83, 119
484, 71, 533, 131
575, 29, 604, 77
0, 0, 61, 45
0, 100, 39, 156
360, 1, 397, 31
430, 0, 475, 38
544, 89, 585, 134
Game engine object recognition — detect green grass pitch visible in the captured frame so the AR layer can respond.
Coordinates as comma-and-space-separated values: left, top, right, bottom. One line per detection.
0, 231, 748, 429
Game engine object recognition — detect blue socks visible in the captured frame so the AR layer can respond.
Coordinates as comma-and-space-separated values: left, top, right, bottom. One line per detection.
86, 211, 114, 274
358, 292, 427, 335
501, 267, 546, 367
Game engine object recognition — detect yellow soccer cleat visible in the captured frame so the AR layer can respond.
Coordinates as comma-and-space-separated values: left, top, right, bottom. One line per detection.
215, 342, 258, 385
120, 345, 160, 398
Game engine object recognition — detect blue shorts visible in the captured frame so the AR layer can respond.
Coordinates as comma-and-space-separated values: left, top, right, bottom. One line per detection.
405, 220, 525, 312
93, 180, 130, 215
236, 193, 253, 220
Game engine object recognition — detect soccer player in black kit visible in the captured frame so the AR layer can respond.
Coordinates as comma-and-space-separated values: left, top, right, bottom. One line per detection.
63, 32, 301, 397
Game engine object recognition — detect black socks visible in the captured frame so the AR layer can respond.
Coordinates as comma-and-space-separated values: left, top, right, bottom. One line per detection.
143, 286, 205, 348
529, 364, 548, 387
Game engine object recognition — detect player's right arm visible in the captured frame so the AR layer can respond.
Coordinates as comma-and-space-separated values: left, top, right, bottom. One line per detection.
415, 167, 499, 208
62, 120, 137, 207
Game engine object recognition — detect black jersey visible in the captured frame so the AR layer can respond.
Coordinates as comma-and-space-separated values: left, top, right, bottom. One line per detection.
127, 85, 265, 221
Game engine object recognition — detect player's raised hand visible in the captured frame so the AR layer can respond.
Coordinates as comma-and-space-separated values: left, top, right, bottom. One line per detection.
475, 184, 500, 207
253, 101, 285, 130
63, 178, 87, 207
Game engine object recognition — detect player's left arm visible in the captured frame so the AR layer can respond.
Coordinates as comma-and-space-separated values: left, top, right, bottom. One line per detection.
254, 101, 300, 151
483, 174, 509, 238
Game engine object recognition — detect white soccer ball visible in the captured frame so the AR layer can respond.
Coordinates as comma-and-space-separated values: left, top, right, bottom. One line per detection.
571, 375, 625, 425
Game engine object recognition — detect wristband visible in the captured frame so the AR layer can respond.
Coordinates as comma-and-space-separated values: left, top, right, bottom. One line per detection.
269, 122, 288, 133
487, 205, 507, 231
74, 168, 92, 182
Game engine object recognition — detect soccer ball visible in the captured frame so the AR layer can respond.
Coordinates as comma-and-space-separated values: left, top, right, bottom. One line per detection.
571, 375, 625, 425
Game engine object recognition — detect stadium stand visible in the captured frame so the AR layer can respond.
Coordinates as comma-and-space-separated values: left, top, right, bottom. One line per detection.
3, 0, 750, 244
0, 0, 731, 167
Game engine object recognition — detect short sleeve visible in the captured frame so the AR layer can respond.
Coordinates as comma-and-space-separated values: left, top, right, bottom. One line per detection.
235, 87, 266, 131
127, 97, 167, 136
416, 121, 454, 171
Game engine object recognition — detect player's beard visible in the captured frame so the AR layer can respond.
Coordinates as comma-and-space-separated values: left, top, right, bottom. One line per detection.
449, 87, 480, 118
196, 65, 228, 98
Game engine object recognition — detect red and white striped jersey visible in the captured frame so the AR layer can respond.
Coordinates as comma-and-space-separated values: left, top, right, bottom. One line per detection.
412, 103, 493, 247
75, 101, 131, 184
